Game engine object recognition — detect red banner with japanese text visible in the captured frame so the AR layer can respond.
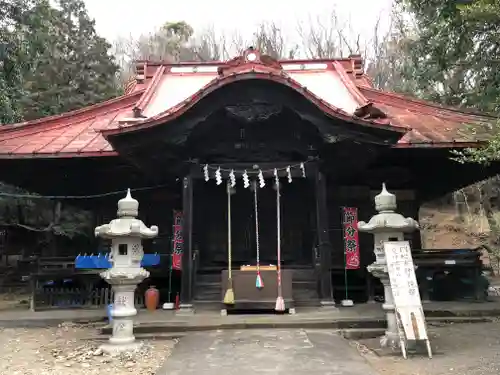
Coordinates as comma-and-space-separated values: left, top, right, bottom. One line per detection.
171, 210, 184, 270
342, 207, 360, 270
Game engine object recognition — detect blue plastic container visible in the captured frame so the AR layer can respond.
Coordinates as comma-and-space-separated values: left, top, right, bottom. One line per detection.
107, 304, 114, 323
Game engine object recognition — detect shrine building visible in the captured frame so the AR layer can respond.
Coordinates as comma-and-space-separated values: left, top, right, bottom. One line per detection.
0, 48, 497, 310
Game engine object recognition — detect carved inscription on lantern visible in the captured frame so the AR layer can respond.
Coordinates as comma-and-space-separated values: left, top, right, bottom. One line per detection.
115, 295, 128, 307
113, 322, 126, 336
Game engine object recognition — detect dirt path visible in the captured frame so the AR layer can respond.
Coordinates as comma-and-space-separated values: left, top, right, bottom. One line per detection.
0, 323, 174, 375
356, 322, 500, 375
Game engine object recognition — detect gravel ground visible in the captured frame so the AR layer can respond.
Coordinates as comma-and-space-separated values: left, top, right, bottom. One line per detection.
355, 321, 500, 375
0, 323, 175, 375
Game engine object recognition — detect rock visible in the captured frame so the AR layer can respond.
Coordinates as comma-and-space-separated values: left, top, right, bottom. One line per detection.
124, 361, 135, 368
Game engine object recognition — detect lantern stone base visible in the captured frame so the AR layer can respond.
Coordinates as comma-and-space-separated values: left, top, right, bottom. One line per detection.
100, 341, 143, 356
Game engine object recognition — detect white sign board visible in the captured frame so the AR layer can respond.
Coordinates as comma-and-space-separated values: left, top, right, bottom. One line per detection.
383, 241, 432, 358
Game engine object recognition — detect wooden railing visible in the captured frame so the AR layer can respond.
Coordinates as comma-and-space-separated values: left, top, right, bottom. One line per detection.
33, 287, 145, 310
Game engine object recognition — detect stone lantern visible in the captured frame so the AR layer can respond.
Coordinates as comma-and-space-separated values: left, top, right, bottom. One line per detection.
95, 189, 159, 354
358, 183, 419, 348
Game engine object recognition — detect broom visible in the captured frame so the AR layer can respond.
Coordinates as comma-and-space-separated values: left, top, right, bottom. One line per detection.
274, 171, 285, 311
224, 181, 235, 304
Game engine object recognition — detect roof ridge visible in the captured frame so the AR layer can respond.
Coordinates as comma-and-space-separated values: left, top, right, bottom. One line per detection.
134, 66, 167, 115
135, 56, 362, 67
0, 90, 144, 133
331, 61, 369, 106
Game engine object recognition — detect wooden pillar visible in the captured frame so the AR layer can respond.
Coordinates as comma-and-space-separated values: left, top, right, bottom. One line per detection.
413, 199, 423, 250
179, 175, 194, 311
314, 169, 335, 305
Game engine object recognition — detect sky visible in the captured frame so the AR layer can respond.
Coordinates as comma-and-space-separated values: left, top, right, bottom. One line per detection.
84, 0, 395, 49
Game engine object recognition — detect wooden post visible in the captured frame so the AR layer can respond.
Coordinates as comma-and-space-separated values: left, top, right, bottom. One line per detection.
179, 175, 194, 312
314, 168, 335, 307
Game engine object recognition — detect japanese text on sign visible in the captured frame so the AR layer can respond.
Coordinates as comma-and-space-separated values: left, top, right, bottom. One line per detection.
171, 210, 184, 270
342, 207, 360, 269
383, 241, 429, 342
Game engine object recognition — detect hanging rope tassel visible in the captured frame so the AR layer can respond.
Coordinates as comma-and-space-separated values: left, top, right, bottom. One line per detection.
275, 177, 285, 312
253, 181, 264, 289
224, 182, 235, 305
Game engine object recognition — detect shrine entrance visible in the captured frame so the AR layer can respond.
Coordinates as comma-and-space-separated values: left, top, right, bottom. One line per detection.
193, 177, 316, 270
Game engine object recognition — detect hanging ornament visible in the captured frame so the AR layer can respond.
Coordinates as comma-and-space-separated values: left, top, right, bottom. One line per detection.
258, 170, 265, 188
243, 170, 250, 188
300, 162, 306, 178
286, 166, 292, 183
215, 167, 222, 185
253, 180, 264, 290
203, 164, 209, 182
229, 169, 236, 188
274, 168, 279, 186
275, 175, 285, 312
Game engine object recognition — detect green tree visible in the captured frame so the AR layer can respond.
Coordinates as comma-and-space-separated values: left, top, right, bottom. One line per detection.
396, 0, 500, 114
0, 0, 31, 124
0, 0, 122, 123
19, 0, 122, 120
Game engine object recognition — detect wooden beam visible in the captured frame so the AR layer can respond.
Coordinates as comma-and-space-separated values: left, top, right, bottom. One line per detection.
314, 168, 334, 304
179, 174, 194, 309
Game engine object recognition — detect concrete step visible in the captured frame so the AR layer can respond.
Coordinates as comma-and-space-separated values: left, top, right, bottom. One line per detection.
101, 317, 388, 335
93, 329, 385, 342
85, 332, 186, 341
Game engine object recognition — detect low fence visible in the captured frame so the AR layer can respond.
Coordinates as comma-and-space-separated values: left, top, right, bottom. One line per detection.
33, 287, 145, 311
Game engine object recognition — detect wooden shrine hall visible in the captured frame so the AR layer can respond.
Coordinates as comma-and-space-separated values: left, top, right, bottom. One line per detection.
0, 48, 498, 312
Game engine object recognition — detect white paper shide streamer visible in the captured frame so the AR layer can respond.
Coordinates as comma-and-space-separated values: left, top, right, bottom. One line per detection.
300, 163, 306, 178
229, 169, 236, 188
215, 167, 222, 185
258, 170, 265, 188
243, 170, 250, 188
203, 164, 209, 181
201, 161, 309, 187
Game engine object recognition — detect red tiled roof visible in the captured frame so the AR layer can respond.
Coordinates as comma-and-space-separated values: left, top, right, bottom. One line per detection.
0, 91, 142, 158
0, 48, 495, 158
359, 87, 496, 147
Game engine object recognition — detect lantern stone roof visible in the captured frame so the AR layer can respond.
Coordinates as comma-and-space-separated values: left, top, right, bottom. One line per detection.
358, 184, 419, 233
0, 48, 496, 159
95, 189, 159, 239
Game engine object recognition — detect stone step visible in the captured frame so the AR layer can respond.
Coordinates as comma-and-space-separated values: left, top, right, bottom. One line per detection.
101, 317, 387, 335
84, 332, 186, 342
94, 328, 385, 342
101, 315, 496, 336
